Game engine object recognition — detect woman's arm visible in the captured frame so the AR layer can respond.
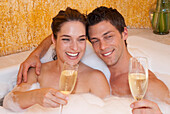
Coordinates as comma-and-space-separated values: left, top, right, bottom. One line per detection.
11, 86, 67, 109
17, 34, 52, 85
4, 68, 67, 111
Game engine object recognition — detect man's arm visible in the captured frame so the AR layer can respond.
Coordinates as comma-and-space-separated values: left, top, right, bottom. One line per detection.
33, 34, 53, 59
17, 34, 52, 84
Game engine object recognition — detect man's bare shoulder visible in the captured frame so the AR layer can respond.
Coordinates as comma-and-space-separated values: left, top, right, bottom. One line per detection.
148, 70, 157, 79
148, 70, 167, 84
148, 70, 168, 92
146, 70, 170, 103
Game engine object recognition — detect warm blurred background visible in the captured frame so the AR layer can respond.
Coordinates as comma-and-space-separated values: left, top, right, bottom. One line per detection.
0, 0, 156, 56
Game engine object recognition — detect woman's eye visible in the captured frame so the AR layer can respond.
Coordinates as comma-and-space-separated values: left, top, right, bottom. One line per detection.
62, 38, 70, 41
79, 38, 86, 41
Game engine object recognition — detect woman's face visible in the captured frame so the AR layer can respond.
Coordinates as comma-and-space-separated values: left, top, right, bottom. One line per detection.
54, 21, 86, 65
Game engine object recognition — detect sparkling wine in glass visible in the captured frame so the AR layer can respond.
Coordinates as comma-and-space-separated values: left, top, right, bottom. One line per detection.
59, 62, 79, 114
128, 57, 148, 101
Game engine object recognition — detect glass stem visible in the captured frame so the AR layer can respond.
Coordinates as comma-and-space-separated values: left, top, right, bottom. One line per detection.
59, 104, 63, 114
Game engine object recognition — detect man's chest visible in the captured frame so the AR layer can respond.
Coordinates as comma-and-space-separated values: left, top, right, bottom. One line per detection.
110, 76, 131, 96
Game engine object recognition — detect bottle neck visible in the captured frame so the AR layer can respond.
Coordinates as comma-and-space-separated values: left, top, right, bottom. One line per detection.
156, 0, 169, 12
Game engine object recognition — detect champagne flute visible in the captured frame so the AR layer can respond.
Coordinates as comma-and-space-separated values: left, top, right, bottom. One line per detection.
128, 57, 148, 101
59, 62, 79, 114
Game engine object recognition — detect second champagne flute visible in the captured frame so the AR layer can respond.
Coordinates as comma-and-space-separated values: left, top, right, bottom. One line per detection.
128, 57, 148, 101
59, 62, 79, 114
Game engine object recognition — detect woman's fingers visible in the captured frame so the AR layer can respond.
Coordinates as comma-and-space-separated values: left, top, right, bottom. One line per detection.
50, 90, 67, 104
43, 98, 60, 108
41, 89, 68, 108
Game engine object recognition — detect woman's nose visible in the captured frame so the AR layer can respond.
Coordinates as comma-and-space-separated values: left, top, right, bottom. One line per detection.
70, 41, 78, 51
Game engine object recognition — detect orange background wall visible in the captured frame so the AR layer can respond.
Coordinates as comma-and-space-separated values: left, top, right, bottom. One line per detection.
0, 0, 156, 56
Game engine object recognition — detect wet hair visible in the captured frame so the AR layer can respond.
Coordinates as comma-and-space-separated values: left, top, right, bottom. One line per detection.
51, 7, 87, 60
87, 6, 127, 45
51, 7, 87, 39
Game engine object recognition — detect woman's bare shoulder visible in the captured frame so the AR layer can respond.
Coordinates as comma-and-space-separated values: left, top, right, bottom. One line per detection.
79, 62, 106, 79
40, 60, 56, 72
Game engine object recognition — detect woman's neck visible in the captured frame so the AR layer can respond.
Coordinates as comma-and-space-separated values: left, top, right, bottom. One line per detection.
55, 60, 64, 73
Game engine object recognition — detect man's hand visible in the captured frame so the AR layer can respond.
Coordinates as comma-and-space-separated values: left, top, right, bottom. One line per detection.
17, 34, 52, 85
130, 99, 162, 114
17, 55, 41, 85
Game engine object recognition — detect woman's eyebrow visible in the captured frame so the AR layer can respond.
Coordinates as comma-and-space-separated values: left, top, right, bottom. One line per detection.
60, 35, 71, 38
79, 35, 87, 38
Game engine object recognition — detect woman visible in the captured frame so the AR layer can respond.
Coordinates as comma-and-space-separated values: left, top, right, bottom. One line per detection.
3, 7, 110, 111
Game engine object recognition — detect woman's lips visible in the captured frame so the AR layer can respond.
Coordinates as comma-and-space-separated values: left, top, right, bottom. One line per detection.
66, 52, 79, 57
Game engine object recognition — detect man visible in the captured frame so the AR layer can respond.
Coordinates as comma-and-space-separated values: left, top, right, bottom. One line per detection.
86, 6, 169, 102
17, 6, 168, 113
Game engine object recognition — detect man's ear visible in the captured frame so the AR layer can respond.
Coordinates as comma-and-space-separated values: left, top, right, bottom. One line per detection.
51, 34, 56, 44
122, 27, 128, 40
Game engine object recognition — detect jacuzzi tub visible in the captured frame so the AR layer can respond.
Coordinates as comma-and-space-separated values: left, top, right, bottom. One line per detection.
0, 36, 170, 114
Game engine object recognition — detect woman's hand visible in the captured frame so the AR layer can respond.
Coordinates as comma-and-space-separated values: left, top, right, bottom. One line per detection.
130, 99, 162, 114
36, 88, 68, 108
17, 54, 41, 85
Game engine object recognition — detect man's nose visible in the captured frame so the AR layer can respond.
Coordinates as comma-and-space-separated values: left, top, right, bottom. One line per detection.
100, 40, 107, 50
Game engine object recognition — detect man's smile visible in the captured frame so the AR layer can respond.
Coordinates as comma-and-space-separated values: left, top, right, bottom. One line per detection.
101, 49, 114, 57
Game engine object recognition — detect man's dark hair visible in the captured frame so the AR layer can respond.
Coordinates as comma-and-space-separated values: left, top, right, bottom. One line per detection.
87, 6, 127, 45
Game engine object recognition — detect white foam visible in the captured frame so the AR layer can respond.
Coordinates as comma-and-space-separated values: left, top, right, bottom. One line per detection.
3, 83, 40, 112
3, 91, 23, 112
27, 83, 40, 91
1, 93, 170, 114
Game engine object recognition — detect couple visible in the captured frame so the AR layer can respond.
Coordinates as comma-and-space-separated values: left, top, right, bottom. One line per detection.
5, 6, 169, 113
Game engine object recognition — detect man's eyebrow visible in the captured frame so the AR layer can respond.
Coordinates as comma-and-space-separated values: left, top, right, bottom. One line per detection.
90, 31, 114, 40
103, 31, 114, 36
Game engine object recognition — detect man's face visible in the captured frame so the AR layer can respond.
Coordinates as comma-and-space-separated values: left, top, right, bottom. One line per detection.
53, 21, 86, 65
88, 21, 127, 66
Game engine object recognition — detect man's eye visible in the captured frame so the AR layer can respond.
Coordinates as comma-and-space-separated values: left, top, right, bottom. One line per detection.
106, 35, 113, 39
91, 39, 99, 44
